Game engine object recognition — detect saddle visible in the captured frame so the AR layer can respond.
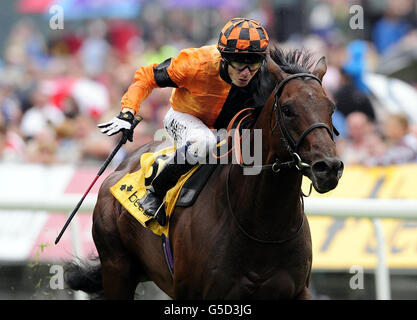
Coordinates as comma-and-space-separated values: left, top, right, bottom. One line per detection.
176, 164, 217, 206
110, 147, 216, 237
110, 110, 254, 277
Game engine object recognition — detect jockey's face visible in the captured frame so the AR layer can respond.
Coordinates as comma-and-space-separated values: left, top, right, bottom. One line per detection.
227, 62, 260, 87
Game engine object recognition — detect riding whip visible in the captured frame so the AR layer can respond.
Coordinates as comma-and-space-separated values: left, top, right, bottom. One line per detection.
55, 114, 143, 245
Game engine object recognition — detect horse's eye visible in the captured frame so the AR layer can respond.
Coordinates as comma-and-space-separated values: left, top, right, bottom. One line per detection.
282, 106, 294, 117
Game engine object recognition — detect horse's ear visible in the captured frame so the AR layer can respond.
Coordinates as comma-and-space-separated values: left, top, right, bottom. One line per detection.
312, 56, 327, 81
266, 53, 287, 83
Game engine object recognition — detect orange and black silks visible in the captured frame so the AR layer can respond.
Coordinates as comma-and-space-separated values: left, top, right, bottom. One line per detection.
120, 44, 275, 129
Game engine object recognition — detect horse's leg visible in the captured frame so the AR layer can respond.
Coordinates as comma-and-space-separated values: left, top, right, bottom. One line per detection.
295, 287, 312, 300
93, 192, 141, 300
99, 253, 140, 300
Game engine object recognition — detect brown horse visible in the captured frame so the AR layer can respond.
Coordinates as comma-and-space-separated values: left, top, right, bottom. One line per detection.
65, 48, 343, 299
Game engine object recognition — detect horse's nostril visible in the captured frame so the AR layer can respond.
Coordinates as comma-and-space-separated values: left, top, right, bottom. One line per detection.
312, 159, 343, 175
312, 161, 328, 174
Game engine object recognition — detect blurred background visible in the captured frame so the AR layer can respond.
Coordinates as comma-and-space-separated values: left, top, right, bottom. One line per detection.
1, 0, 417, 300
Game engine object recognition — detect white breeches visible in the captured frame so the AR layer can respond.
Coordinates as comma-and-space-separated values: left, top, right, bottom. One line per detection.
163, 107, 217, 159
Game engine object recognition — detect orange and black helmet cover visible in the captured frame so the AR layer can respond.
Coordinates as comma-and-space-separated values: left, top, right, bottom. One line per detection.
217, 18, 269, 54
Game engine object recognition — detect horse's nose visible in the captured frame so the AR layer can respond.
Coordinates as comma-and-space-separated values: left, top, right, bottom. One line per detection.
311, 157, 344, 179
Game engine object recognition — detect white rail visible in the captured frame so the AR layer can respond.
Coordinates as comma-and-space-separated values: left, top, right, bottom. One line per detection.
305, 198, 417, 300
2, 195, 417, 218
304, 198, 417, 220
2, 196, 417, 300
0, 194, 98, 212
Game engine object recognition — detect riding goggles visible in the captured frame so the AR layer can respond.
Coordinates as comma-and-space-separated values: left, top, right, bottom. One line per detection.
224, 58, 263, 73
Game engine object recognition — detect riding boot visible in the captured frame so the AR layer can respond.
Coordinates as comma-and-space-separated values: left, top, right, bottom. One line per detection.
138, 146, 195, 226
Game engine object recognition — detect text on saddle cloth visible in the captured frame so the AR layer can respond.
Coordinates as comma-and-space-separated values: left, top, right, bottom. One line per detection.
110, 146, 200, 238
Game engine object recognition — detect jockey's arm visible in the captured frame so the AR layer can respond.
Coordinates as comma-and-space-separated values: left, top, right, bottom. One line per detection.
120, 63, 160, 114
97, 62, 159, 139
120, 49, 195, 113
122, 107, 135, 115
98, 49, 194, 139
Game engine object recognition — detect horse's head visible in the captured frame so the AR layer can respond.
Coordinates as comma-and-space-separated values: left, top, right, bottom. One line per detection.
265, 49, 343, 193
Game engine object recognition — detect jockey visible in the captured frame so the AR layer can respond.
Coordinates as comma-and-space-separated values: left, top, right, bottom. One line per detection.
98, 18, 273, 225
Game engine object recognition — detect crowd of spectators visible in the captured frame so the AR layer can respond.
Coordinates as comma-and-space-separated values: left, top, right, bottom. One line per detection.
1, 0, 417, 168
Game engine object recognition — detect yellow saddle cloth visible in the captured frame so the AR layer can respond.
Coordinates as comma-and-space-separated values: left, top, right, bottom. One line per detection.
110, 147, 200, 238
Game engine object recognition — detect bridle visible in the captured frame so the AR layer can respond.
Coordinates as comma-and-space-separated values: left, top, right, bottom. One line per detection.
234, 72, 339, 173
270, 72, 339, 172
225, 72, 339, 244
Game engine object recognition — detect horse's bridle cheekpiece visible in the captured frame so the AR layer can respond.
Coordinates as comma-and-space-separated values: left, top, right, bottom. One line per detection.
271, 72, 339, 172
226, 72, 339, 244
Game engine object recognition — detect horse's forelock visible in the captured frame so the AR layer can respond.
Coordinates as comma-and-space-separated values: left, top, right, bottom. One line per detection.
269, 45, 315, 75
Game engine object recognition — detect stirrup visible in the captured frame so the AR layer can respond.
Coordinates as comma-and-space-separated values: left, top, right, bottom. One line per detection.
153, 200, 166, 219
138, 187, 162, 216
140, 197, 167, 224
154, 200, 167, 226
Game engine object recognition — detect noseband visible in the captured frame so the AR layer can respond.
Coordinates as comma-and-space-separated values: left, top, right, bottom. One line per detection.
270, 73, 339, 172
226, 73, 339, 244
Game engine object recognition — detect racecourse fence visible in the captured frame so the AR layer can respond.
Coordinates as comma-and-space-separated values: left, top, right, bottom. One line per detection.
1, 195, 417, 300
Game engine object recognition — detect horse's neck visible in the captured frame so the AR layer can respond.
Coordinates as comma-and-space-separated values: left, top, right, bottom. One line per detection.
227, 161, 303, 242
223, 96, 304, 240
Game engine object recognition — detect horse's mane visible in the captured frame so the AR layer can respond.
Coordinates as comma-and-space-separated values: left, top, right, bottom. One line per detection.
269, 45, 315, 74
245, 45, 317, 128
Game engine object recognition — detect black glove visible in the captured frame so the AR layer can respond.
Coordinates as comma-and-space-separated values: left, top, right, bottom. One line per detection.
97, 111, 135, 142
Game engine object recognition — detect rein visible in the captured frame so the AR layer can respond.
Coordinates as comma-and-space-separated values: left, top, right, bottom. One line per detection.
226, 163, 305, 244
223, 72, 337, 244
271, 73, 338, 171
223, 72, 338, 173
